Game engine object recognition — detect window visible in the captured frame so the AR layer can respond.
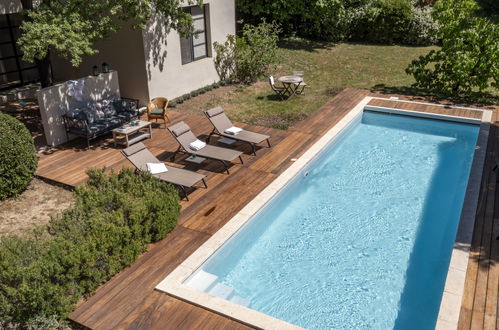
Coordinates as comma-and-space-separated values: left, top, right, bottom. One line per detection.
0, 13, 38, 90
180, 5, 210, 65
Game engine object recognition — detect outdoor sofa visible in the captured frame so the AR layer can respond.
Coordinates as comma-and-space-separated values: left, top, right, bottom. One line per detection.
62, 97, 139, 147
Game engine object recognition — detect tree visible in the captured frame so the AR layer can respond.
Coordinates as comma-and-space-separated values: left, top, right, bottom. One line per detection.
236, 0, 346, 41
17, 0, 201, 87
406, 0, 499, 97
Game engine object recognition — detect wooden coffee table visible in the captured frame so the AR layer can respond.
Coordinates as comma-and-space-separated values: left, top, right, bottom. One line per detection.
112, 120, 152, 147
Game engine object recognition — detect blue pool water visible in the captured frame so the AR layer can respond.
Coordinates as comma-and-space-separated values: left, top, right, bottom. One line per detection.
191, 111, 479, 329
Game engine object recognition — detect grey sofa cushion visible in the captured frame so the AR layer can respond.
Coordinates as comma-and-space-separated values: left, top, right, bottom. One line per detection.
82, 108, 98, 124
66, 108, 84, 120
112, 99, 137, 113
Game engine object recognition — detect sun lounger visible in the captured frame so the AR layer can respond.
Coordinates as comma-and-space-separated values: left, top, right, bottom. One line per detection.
121, 142, 207, 201
204, 107, 271, 155
168, 121, 244, 174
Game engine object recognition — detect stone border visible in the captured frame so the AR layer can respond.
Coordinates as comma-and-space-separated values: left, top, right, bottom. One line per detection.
156, 96, 490, 330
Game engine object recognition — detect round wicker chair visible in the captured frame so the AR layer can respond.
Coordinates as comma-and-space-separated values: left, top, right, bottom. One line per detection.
147, 97, 170, 127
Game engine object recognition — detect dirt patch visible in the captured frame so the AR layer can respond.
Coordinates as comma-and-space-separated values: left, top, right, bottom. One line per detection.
0, 178, 74, 237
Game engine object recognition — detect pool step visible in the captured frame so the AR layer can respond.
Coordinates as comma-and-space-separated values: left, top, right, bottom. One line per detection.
208, 282, 235, 300
185, 270, 218, 292
184, 270, 251, 307
230, 295, 250, 307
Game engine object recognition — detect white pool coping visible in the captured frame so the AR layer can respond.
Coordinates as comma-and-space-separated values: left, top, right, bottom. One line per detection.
156, 97, 491, 330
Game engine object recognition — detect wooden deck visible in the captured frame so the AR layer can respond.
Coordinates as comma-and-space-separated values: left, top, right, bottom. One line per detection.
35, 89, 499, 329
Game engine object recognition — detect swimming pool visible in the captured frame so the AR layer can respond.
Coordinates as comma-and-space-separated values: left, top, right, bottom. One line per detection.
157, 100, 489, 329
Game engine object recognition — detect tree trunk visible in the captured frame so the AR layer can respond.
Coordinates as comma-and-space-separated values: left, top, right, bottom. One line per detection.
35, 53, 53, 88
20, 0, 33, 10
21, 0, 53, 87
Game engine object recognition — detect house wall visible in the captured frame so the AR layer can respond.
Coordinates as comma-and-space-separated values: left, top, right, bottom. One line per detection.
50, 25, 149, 105
143, 0, 235, 100
0, 0, 22, 14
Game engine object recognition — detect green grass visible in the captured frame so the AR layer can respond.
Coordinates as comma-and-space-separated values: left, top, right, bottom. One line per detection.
200, 39, 440, 127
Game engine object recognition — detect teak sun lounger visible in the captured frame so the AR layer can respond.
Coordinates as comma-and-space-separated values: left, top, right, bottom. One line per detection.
168, 121, 244, 174
121, 142, 207, 201
204, 107, 271, 156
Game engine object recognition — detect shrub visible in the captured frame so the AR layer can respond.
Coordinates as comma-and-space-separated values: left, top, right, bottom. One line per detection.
237, 0, 438, 46
352, 0, 414, 44
214, 21, 280, 83
406, 0, 499, 97
213, 35, 236, 81
0, 168, 180, 326
403, 2, 439, 45
0, 113, 37, 200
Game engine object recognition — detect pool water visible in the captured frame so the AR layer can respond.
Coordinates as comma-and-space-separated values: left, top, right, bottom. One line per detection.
189, 111, 479, 329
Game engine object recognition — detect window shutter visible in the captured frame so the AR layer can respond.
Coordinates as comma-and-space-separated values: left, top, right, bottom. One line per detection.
180, 36, 193, 65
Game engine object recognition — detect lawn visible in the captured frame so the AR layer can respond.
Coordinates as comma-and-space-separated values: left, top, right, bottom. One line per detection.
176, 39, 439, 128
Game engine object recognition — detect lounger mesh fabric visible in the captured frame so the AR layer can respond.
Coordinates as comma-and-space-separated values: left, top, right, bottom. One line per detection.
205, 106, 225, 118
204, 107, 271, 151
170, 121, 191, 137
121, 142, 207, 200
122, 142, 146, 157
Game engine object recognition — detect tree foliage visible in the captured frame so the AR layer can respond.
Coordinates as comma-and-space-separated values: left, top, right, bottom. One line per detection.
18, 0, 201, 67
406, 0, 499, 96
237, 0, 439, 45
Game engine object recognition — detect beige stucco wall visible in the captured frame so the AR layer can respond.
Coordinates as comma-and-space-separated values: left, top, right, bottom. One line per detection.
0, 0, 22, 14
143, 0, 235, 100
50, 25, 150, 105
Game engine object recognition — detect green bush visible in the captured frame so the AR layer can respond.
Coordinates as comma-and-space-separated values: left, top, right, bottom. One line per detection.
0, 113, 37, 200
0, 168, 180, 326
406, 0, 499, 97
403, 3, 439, 45
237, 0, 438, 46
214, 21, 280, 83
352, 0, 414, 44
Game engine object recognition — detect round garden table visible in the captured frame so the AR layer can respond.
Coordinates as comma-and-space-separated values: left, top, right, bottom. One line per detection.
278, 75, 304, 98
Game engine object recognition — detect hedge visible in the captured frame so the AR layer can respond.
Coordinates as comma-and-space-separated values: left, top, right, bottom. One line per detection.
0, 168, 181, 326
0, 113, 37, 200
168, 80, 230, 108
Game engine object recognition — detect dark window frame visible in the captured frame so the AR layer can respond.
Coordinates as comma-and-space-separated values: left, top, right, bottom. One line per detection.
0, 13, 38, 90
180, 5, 209, 65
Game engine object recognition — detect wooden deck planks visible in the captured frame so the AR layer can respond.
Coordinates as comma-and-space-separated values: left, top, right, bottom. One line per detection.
458, 111, 499, 330
33, 89, 498, 329
367, 98, 484, 119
